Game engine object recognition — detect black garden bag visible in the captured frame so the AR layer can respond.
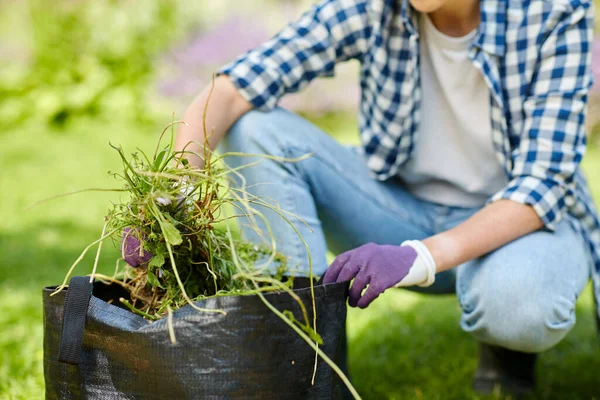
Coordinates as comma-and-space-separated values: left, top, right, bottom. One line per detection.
43, 276, 350, 400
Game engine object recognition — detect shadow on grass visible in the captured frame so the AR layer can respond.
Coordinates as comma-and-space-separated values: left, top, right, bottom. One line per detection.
348, 291, 600, 400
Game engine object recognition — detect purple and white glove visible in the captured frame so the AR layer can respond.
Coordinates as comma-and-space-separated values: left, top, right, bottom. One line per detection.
322, 240, 436, 308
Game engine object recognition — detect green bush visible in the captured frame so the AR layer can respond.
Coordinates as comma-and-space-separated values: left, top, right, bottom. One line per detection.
0, 0, 194, 128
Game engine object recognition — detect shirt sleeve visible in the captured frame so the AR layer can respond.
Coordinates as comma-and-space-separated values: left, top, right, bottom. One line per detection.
217, 0, 370, 110
490, 0, 594, 231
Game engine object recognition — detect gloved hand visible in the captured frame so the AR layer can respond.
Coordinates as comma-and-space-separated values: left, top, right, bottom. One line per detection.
121, 227, 152, 268
322, 240, 436, 308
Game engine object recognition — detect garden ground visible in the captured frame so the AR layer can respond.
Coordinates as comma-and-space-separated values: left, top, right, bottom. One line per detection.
1, 114, 599, 399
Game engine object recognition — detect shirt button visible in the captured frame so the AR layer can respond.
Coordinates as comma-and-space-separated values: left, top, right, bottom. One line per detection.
565, 196, 575, 207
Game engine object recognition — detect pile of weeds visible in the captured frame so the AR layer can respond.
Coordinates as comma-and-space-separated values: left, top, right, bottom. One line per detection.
48, 106, 359, 398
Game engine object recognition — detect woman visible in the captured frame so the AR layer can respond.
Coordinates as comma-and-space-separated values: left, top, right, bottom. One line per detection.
172, 0, 599, 395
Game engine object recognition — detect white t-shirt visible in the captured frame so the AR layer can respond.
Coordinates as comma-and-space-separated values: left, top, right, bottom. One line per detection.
398, 14, 508, 207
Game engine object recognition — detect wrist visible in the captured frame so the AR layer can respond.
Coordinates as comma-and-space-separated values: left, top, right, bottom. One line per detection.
422, 234, 459, 272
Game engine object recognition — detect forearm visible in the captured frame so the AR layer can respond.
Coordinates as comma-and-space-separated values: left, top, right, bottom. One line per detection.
175, 75, 253, 167
423, 200, 544, 272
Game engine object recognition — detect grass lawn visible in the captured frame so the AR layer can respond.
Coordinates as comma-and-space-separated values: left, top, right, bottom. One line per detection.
1, 114, 599, 399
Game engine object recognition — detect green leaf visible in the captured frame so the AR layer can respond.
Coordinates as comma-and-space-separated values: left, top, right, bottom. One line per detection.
148, 254, 165, 268
147, 268, 160, 287
154, 244, 167, 259
153, 148, 168, 171
161, 220, 182, 246
283, 310, 324, 345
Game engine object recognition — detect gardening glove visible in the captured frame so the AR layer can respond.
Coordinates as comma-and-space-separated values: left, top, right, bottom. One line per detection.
322, 240, 436, 308
121, 227, 152, 268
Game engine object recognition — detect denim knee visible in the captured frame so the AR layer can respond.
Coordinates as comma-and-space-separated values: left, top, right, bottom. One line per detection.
456, 223, 591, 353
459, 280, 577, 353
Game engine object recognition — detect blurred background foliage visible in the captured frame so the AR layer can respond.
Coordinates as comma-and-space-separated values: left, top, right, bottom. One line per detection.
0, 0, 211, 127
3, 0, 167, 126
1, 1, 600, 399
1, 0, 598, 135
0, 0, 359, 129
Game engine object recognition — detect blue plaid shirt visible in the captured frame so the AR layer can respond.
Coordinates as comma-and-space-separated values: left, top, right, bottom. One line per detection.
219, 0, 600, 305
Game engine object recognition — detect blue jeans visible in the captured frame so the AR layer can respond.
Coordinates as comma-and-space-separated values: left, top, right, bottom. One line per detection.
220, 108, 592, 353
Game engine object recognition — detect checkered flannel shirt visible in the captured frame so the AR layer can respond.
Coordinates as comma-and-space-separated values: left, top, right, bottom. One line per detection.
219, 0, 600, 278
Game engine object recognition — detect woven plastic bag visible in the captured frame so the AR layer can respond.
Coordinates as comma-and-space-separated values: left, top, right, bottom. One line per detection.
43, 277, 349, 399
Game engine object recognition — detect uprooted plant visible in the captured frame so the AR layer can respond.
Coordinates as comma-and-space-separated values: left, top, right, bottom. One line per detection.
45, 101, 360, 398
52, 118, 312, 320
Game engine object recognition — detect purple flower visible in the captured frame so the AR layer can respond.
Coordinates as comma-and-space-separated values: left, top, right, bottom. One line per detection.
171, 15, 270, 66
157, 9, 360, 113
121, 227, 152, 268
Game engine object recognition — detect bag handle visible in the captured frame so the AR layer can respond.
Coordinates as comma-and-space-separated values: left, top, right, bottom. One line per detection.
58, 276, 94, 365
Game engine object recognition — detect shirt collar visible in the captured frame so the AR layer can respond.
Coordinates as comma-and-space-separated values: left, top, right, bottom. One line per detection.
400, 0, 506, 56
400, 0, 418, 36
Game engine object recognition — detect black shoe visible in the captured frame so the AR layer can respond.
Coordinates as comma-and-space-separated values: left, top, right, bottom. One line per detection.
473, 343, 537, 397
